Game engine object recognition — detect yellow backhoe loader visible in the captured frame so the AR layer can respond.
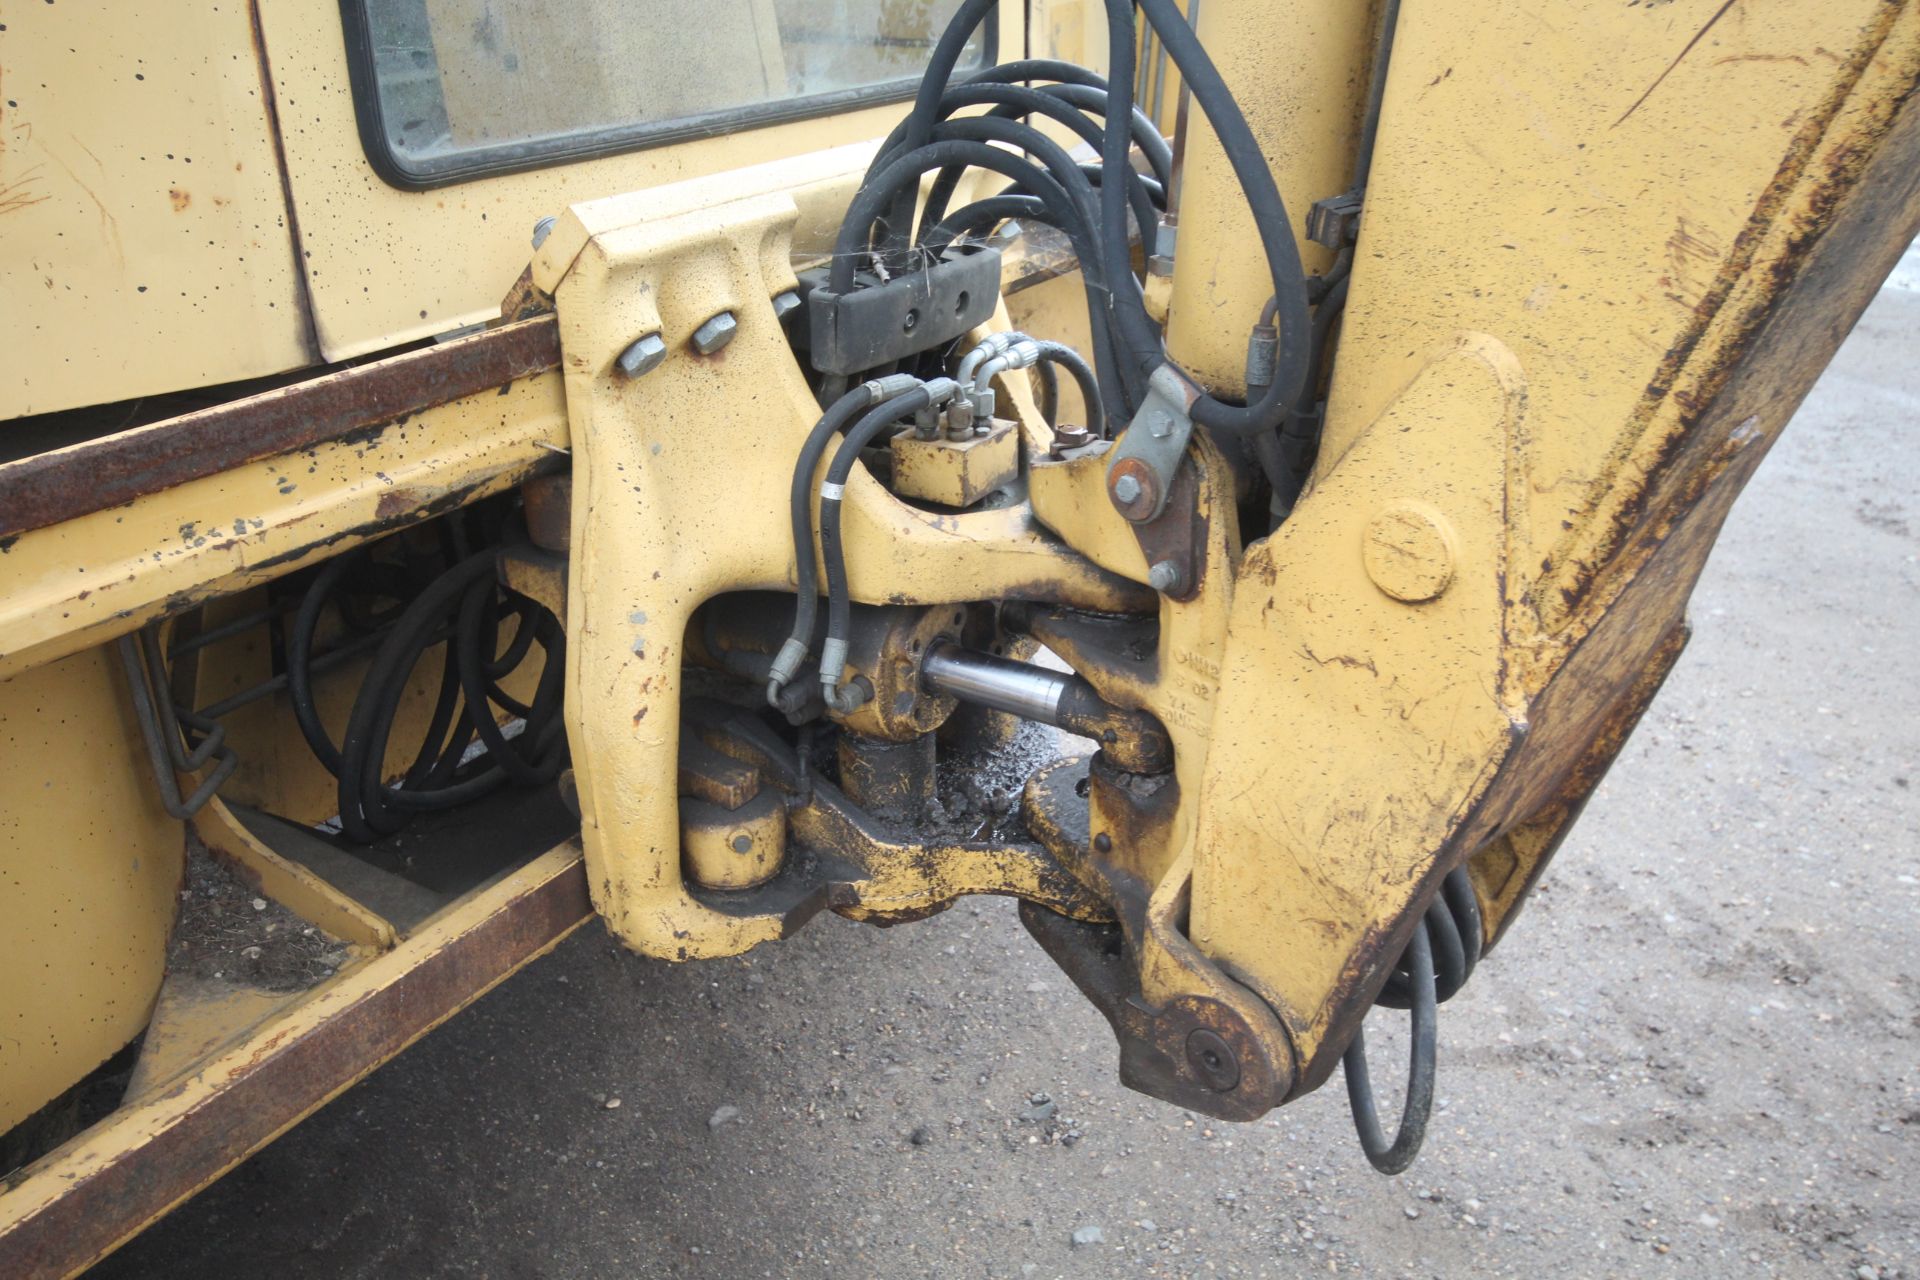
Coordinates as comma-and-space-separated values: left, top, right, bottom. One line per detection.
3, 0, 1916, 1272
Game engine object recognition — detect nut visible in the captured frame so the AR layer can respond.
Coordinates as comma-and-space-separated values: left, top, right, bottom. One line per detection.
1148, 559, 1185, 595
691, 311, 739, 355
615, 333, 667, 379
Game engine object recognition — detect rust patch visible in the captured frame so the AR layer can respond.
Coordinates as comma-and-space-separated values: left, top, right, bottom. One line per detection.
167, 187, 191, 212
373, 488, 428, 520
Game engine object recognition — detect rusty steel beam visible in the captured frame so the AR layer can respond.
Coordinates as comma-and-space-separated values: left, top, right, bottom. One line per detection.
0, 316, 562, 541
0, 844, 590, 1279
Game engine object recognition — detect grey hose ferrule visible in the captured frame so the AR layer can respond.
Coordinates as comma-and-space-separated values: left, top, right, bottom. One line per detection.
864, 372, 922, 402
766, 636, 812, 706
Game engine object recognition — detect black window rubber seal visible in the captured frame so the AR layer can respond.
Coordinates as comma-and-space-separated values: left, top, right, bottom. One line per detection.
337, 0, 999, 192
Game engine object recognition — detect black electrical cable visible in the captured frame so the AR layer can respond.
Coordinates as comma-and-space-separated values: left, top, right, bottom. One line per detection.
1343, 918, 1437, 1176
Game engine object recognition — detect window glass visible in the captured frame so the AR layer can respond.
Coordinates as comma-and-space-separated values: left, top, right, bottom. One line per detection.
353, 0, 988, 183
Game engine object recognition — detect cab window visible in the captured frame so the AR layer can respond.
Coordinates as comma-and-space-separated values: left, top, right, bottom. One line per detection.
344, 0, 991, 187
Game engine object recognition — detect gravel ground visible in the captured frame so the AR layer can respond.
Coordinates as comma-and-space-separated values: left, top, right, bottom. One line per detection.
94, 277, 1920, 1279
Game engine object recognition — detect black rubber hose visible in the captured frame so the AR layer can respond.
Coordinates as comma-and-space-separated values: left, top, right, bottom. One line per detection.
455, 576, 566, 787
877, 0, 999, 271
829, 136, 1135, 425
1038, 81, 1173, 188
1271, 269, 1352, 516
1033, 341, 1104, 432
776, 383, 890, 697
909, 82, 1159, 247
288, 550, 364, 775
1343, 918, 1437, 1175
831, 140, 1088, 293
923, 194, 1048, 254
1377, 866, 1482, 1009
1113, 0, 1317, 433
336, 551, 506, 841
1034, 358, 1060, 427
817, 387, 936, 694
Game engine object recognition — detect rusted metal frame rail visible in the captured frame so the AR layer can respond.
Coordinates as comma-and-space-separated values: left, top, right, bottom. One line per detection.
0, 844, 591, 1279
0, 317, 562, 543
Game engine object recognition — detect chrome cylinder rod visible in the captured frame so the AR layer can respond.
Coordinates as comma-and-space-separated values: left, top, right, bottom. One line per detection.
920, 641, 1069, 725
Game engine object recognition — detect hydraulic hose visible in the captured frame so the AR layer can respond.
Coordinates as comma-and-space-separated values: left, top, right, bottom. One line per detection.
1343, 919, 1436, 1175
1033, 341, 1104, 432
814, 383, 955, 709
1105, 0, 1315, 433
769, 375, 922, 703
1342, 865, 1483, 1174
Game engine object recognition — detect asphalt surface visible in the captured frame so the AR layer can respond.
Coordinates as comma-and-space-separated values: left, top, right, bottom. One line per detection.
96, 274, 1919, 1279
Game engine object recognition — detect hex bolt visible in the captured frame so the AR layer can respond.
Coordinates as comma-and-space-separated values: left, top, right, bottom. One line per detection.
1112, 473, 1143, 505
1148, 559, 1185, 595
616, 332, 668, 379
771, 290, 803, 321
531, 216, 557, 250
691, 311, 739, 355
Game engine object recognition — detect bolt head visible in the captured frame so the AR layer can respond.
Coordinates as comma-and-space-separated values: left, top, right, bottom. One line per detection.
771, 290, 802, 321
1185, 1028, 1240, 1092
616, 332, 668, 379
691, 311, 739, 355
1148, 559, 1184, 594
531, 215, 557, 250
1112, 473, 1143, 504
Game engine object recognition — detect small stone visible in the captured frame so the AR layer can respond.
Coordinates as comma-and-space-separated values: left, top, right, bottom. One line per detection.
708, 1104, 740, 1131
1023, 1100, 1057, 1123
1404, 1207, 1420, 1220
1021, 1266, 1038, 1277
1025, 981, 1051, 993
604, 1098, 622, 1110
1697, 1212, 1719, 1228
241, 945, 262, 960
1857, 1267, 1880, 1280
1137, 1219, 1157, 1233
250, 897, 268, 911
909, 1126, 932, 1146
1070, 1225, 1105, 1248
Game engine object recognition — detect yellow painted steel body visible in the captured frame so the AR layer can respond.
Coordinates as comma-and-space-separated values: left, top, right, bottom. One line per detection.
0, 0, 1916, 1267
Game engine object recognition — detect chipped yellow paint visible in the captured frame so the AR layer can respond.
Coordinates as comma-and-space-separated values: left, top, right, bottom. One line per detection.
0, 3, 310, 419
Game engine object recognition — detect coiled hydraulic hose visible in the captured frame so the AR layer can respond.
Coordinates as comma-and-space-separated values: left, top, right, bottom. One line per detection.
1342, 865, 1484, 1173
288, 535, 566, 844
